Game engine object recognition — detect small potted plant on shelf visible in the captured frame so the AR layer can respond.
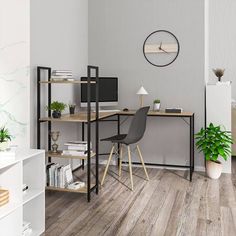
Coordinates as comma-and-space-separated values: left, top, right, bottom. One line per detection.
153, 99, 161, 111
0, 127, 12, 151
69, 103, 76, 115
195, 123, 233, 179
47, 101, 67, 118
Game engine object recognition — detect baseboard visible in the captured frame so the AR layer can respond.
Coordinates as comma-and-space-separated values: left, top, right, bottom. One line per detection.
194, 166, 206, 172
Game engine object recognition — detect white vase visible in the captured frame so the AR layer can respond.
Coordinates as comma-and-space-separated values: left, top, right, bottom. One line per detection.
206, 160, 222, 179
153, 103, 161, 111
0, 141, 8, 151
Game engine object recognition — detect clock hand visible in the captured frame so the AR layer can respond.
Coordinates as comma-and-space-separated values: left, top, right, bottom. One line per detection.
160, 48, 169, 54
159, 42, 162, 50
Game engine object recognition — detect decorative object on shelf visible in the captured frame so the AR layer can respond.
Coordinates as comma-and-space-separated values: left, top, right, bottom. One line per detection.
143, 30, 180, 67
46, 101, 67, 118
69, 104, 76, 115
153, 99, 161, 111
51, 70, 73, 81
212, 68, 225, 82
50, 131, 60, 153
0, 126, 12, 151
137, 86, 148, 107
0, 189, 9, 207
195, 123, 233, 179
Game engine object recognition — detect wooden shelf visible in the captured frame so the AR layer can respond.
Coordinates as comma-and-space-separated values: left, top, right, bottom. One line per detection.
39, 80, 96, 84
46, 151, 96, 160
40, 112, 117, 123
46, 184, 96, 194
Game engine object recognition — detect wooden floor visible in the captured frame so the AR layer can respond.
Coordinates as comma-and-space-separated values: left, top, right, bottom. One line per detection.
44, 160, 236, 236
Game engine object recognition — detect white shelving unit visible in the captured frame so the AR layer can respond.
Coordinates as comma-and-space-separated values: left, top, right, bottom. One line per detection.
0, 149, 45, 236
206, 83, 232, 173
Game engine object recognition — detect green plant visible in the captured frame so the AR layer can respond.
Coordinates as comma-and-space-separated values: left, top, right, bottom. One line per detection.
46, 101, 67, 112
153, 99, 160, 104
195, 123, 233, 162
0, 127, 12, 143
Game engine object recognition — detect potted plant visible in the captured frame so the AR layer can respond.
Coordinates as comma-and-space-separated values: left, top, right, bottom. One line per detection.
0, 127, 12, 151
153, 99, 161, 111
195, 123, 233, 179
69, 103, 76, 115
47, 101, 67, 118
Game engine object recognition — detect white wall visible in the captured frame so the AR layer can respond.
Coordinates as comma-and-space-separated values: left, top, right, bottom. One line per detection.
89, 0, 205, 169
0, 0, 30, 147
30, 0, 88, 156
207, 0, 236, 94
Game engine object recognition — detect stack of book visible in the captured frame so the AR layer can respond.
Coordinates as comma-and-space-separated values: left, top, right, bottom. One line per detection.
46, 163, 73, 188
63, 141, 92, 157
51, 70, 74, 81
22, 221, 32, 236
46, 163, 85, 190
0, 189, 9, 207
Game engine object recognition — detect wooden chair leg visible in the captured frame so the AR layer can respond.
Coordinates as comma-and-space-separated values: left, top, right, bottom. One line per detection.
101, 145, 115, 186
118, 144, 123, 177
136, 145, 149, 181
127, 146, 134, 191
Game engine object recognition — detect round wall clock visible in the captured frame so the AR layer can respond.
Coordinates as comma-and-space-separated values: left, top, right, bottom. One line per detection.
143, 30, 180, 67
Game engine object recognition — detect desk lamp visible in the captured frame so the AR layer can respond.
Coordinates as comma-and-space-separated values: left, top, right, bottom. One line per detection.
136, 86, 148, 107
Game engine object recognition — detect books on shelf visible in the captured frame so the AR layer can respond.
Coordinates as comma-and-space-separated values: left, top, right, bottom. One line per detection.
51, 70, 75, 81
0, 189, 9, 207
62, 150, 88, 157
46, 163, 73, 188
64, 141, 92, 150
46, 163, 85, 190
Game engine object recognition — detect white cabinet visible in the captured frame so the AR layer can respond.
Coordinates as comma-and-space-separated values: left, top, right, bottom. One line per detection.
0, 149, 45, 236
206, 84, 232, 173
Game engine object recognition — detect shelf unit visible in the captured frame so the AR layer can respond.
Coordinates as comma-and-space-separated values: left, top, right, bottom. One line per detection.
37, 65, 99, 202
0, 149, 45, 236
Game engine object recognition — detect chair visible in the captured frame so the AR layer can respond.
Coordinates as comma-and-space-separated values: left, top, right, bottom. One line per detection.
101, 106, 150, 190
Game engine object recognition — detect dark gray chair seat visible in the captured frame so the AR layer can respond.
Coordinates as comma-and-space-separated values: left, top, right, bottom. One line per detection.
101, 134, 127, 143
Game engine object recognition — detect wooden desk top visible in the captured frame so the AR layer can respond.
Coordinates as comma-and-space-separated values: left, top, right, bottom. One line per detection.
39, 110, 193, 123
118, 110, 194, 117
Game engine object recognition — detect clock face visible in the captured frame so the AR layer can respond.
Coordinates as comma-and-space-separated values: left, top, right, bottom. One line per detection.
143, 30, 180, 67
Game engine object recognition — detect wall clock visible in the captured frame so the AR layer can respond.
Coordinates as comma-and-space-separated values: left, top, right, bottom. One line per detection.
143, 30, 180, 67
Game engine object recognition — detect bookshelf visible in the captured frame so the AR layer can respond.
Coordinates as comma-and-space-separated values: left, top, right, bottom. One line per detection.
37, 66, 99, 202
0, 149, 45, 236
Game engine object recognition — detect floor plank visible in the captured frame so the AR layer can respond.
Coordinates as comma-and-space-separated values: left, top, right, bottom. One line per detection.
44, 159, 236, 236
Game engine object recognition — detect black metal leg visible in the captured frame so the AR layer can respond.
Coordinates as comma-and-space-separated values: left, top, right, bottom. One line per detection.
82, 122, 85, 170
95, 69, 99, 194
117, 114, 120, 167
190, 115, 194, 181
37, 68, 41, 149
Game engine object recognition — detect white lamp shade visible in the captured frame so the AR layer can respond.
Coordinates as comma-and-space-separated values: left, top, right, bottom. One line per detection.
136, 86, 148, 95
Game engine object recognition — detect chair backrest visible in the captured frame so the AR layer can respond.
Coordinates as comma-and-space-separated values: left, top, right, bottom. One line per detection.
124, 106, 150, 145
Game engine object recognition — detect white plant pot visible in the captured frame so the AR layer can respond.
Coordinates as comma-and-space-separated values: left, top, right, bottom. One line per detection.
0, 142, 8, 151
153, 103, 161, 111
206, 160, 222, 179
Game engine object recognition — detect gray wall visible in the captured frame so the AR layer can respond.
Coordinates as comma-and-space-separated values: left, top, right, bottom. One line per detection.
89, 0, 205, 169
30, 0, 88, 167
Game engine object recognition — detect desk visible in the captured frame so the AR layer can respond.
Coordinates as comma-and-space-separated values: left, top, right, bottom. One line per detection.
115, 110, 194, 181
41, 110, 194, 182
77, 110, 194, 181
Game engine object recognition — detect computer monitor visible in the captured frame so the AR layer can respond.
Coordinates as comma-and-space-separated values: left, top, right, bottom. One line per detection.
80, 77, 118, 107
